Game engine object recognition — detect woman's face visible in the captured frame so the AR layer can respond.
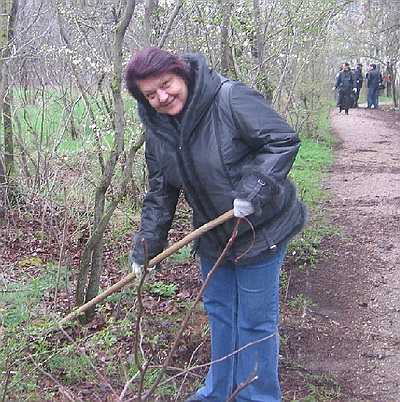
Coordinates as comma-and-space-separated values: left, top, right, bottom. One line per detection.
138, 73, 188, 115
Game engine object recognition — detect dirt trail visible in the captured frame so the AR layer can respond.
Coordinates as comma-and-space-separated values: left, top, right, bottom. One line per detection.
287, 103, 400, 400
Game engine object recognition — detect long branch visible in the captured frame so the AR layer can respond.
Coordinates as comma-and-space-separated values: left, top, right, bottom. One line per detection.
155, 333, 275, 389
59, 209, 234, 325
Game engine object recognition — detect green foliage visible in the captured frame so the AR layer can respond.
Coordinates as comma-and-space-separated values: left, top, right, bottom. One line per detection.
1, 279, 44, 327
287, 210, 341, 270
5, 86, 147, 234
144, 281, 178, 298
281, 360, 346, 401
286, 111, 340, 269
0, 259, 187, 399
170, 246, 192, 264
18, 256, 44, 267
12, 87, 113, 153
287, 294, 318, 313
290, 139, 334, 205
45, 354, 92, 384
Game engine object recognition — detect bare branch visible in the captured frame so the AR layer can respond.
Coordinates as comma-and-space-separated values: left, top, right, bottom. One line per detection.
157, 0, 184, 48
227, 361, 258, 402
28, 355, 82, 402
156, 333, 276, 388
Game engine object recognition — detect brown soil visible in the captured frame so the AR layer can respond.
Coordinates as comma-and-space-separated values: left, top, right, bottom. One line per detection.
284, 102, 400, 401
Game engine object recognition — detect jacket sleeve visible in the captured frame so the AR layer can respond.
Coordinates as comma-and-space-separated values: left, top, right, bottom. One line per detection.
130, 134, 180, 265
229, 83, 301, 213
351, 71, 357, 89
334, 72, 341, 88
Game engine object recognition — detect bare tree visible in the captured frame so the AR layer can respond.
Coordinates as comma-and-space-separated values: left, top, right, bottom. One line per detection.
219, 0, 234, 76
72, 0, 138, 322
0, 0, 19, 207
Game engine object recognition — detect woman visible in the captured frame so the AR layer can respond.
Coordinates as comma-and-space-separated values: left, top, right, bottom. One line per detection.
125, 47, 306, 401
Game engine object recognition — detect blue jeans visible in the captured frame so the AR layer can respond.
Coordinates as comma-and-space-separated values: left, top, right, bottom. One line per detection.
196, 246, 287, 401
367, 87, 379, 108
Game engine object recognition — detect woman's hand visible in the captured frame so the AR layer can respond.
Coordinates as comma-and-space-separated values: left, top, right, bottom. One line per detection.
131, 261, 142, 275
233, 199, 255, 218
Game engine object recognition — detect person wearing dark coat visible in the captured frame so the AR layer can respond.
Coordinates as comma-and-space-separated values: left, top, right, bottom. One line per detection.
332, 62, 357, 114
125, 47, 307, 401
352, 63, 363, 107
366, 63, 383, 109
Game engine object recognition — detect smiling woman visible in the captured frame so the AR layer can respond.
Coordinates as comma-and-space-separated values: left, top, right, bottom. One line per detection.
124, 47, 307, 401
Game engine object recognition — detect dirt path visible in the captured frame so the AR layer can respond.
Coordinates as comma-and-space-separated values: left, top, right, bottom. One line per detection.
286, 103, 400, 400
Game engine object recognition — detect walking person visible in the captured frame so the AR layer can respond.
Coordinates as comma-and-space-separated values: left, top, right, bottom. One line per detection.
125, 47, 307, 401
366, 63, 383, 109
352, 63, 363, 107
332, 62, 357, 114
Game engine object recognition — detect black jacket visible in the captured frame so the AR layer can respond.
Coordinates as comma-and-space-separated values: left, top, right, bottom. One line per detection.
335, 69, 356, 92
366, 69, 383, 88
131, 53, 307, 265
354, 68, 363, 89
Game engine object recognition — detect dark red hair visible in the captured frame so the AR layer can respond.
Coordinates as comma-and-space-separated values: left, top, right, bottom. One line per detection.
125, 47, 192, 104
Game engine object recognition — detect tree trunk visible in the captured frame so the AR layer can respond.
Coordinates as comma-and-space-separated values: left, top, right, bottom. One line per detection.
74, 0, 138, 323
144, 0, 158, 47
1, 0, 19, 203
0, 153, 6, 226
3, 77, 13, 178
252, 0, 263, 60
219, 0, 234, 76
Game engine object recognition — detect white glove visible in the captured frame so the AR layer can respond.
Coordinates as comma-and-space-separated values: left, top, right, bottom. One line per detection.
353, 88, 357, 93
233, 199, 255, 218
131, 261, 142, 275
332, 86, 336, 90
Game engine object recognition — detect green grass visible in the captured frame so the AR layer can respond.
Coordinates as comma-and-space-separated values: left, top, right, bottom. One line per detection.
170, 245, 192, 264
282, 361, 346, 401
291, 138, 335, 204
285, 110, 340, 270
9, 87, 139, 155
5, 86, 146, 232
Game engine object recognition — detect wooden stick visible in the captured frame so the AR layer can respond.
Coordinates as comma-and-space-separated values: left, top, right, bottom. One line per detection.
58, 209, 234, 325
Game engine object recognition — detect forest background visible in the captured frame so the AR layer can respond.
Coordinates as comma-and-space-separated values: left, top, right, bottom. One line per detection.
0, 0, 399, 400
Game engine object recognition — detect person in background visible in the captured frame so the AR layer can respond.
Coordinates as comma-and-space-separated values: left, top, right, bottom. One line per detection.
366, 63, 383, 109
384, 61, 392, 97
352, 63, 363, 107
332, 62, 357, 114
334, 65, 343, 110
125, 47, 307, 401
